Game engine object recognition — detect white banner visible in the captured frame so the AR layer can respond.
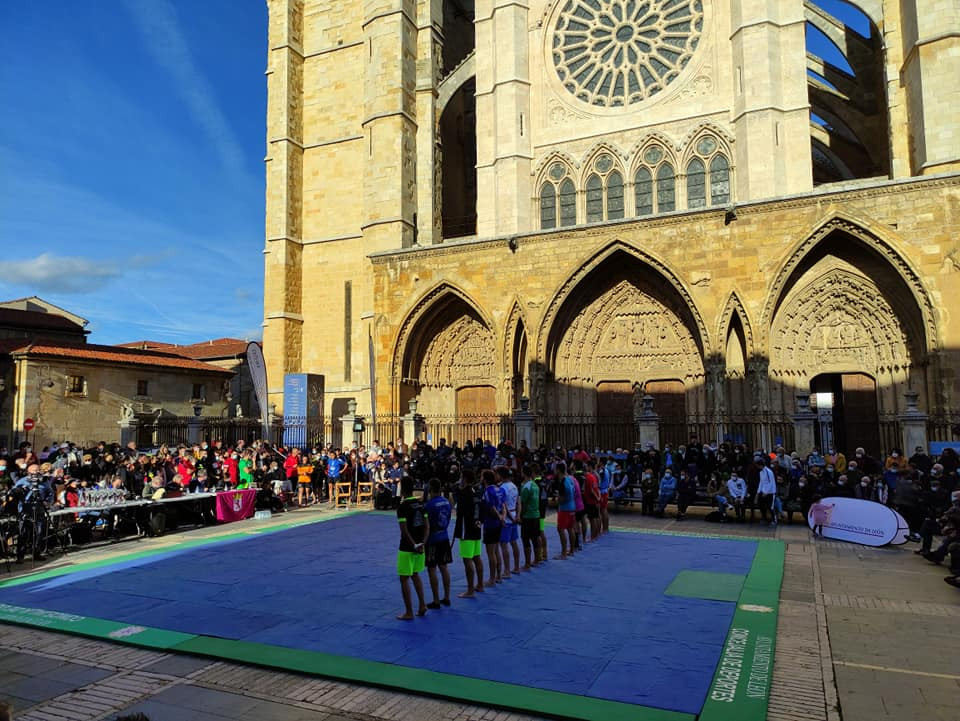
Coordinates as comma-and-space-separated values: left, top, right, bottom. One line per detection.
246, 342, 270, 441
807, 496, 908, 547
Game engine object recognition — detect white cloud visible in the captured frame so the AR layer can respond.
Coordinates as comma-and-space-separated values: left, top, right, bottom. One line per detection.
0, 253, 119, 294
122, 0, 251, 183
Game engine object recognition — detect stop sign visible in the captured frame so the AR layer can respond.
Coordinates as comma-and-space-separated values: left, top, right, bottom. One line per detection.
23, 418, 35, 431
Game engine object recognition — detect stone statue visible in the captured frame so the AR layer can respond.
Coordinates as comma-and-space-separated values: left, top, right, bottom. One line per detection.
236, 403, 243, 418
120, 403, 135, 422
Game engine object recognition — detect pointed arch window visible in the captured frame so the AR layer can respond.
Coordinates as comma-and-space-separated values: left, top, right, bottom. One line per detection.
710, 154, 730, 205
635, 167, 653, 216
586, 174, 603, 223
607, 170, 624, 219
656, 163, 676, 212
540, 182, 557, 229
559, 178, 577, 226
686, 135, 732, 209
539, 161, 576, 229
583, 152, 625, 223
687, 157, 706, 208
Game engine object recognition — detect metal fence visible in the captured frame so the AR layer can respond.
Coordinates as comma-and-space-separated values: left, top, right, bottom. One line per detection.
535, 416, 636, 451
137, 411, 958, 456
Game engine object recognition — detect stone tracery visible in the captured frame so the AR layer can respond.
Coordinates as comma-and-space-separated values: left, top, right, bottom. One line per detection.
552, 0, 704, 107
554, 280, 703, 383
770, 268, 910, 378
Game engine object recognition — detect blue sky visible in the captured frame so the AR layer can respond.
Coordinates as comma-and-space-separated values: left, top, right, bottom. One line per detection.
0, 1, 267, 345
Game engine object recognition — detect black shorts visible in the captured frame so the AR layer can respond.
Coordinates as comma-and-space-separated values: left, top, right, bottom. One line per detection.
483, 525, 502, 545
425, 540, 452, 568
575, 509, 586, 522
521, 517, 540, 541
585, 504, 600, 520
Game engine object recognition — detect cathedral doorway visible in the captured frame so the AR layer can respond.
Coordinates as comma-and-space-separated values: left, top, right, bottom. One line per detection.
810, 373, 880, 456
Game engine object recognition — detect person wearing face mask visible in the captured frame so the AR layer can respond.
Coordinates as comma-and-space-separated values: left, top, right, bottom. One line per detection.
854, 475, 873, 500
854, 447, 880, 476
825, 447, 846, 474
885, 448, 908, 473
894, 475, 922, 539
923, 491, 960, 578
726, 471, 748, 523
873, 477, 889, 505
656, 468, 677, 517
916, 478, 951, 554
794, 475, 814, 522
832, 474, 852, 498
640, 468, 658, 515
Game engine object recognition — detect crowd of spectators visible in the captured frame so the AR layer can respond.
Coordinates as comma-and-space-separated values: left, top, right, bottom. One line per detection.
1, 434, 958, 586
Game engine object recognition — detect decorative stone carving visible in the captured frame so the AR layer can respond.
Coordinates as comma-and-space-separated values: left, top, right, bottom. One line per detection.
547, 98, 588, 126
419, 315, 496, 387
770, 268, 910, 375
554, 280, 703, 382
551, 0, 704, 107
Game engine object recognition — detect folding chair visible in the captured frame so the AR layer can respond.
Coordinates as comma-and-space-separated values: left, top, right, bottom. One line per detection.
356, 480, 374, 508
335, 480, 352, 510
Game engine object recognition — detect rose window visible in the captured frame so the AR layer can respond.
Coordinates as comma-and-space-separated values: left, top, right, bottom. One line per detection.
552, 0, 704, 107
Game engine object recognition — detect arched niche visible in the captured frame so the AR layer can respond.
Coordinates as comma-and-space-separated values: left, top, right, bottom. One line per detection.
538, 244, 707, 418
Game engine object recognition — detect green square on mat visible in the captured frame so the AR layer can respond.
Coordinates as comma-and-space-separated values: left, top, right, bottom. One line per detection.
665, 570, 745, 602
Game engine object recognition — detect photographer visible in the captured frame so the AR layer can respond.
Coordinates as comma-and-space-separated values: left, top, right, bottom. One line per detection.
12, 463, 54, 563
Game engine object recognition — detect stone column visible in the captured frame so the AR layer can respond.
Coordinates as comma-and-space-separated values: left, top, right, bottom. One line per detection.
340, 398, 358, 450
187, 416, 204, 446
635, 394, 660, 449
730, 0, 811, 198
513, 396, 535, 448
118, 418, 139, 448
899, 389, 929, 454
475, 0, 532, 236
262, 0, 305, 413
402, 399, 425, 444
416, 0, 443, 245
792, 392, 817, 455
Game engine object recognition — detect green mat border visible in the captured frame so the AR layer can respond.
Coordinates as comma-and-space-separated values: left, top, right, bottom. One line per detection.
0, 518, 784, 721
699, 539, 784, 721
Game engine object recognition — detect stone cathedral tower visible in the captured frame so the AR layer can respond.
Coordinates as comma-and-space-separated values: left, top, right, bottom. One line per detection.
263, 0, 960, 454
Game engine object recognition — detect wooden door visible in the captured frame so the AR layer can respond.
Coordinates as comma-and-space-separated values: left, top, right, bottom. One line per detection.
596, 381, 633, 419
456, 386, 496, 418
646, 379, 686, 447
841, 373, 880, 455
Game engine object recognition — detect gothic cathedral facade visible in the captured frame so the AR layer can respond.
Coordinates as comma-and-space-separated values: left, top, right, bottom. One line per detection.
263, 0, 960, 453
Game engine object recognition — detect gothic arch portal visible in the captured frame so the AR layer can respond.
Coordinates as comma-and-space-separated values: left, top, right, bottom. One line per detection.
760, 212, 938, 355
393, 283, 497, 416
535, 241, 708, 417
502, 301, 529, 410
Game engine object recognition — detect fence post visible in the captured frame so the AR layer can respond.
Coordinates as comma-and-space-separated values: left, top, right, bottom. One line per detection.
899, 389, 928, 455
402, 399, 425, 445
118, 417, 139, 448
792, 392, 817, 456
635, 394, 659, 449
513, 396, 535, 448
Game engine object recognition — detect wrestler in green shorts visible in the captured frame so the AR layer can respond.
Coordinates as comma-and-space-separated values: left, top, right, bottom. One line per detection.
397, 549, 426, 576
458, 538, 482, 559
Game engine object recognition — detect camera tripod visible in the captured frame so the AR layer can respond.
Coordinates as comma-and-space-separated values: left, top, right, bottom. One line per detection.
15, 487, 70, 568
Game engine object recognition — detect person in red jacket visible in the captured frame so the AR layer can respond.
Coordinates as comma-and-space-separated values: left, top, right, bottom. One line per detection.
222, 450, 239, 488
283, 448, 300, 490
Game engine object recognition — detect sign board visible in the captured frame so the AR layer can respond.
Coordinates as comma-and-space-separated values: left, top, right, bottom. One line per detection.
282, 373, 324, 448
23, 418, 35, 431
930, 441, 960, 456
245, 342, 269, 441
807, 496, 910, 546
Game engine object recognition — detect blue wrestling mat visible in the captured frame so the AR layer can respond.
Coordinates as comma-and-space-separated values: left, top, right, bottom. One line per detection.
0, 514, 783, 721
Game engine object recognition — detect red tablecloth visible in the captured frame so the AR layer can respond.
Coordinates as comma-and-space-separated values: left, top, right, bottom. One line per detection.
216, 488, 257, 523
